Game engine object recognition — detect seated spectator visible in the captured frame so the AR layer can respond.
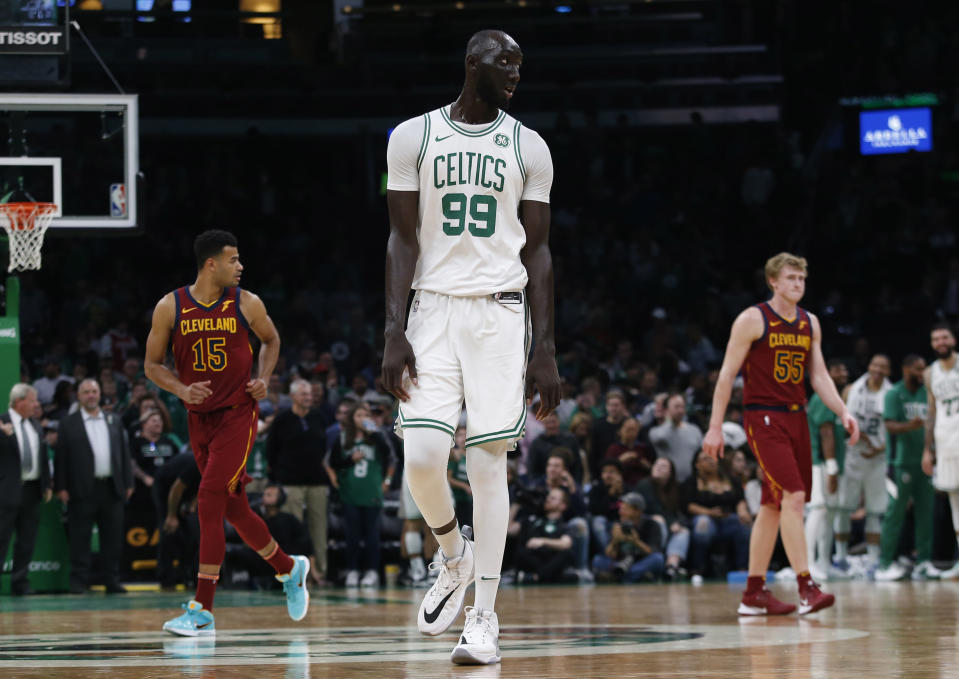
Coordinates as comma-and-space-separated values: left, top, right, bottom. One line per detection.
514, 488, 577, 583
568, 411, 594, 486
527, 412, 583, 483
588, 460, 628, 552
649, 394, 703, 483
721, 422, 761, 518
157, 451, 202, 589
592, 492, 664, 583
530, 450, 591, 581
605, 417, 654, 486
327, 401, 391, 587
227, 484, 315, 589
447, 426, 472, 527
683, 451, 752, 576
637, 457, 690, 580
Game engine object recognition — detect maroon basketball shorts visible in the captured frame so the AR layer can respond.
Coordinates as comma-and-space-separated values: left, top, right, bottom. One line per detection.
743, 407, 812, 507
188, 400, 258, 495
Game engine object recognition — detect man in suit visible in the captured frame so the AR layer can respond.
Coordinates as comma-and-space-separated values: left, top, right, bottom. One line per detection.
0, 384, 52, 595
55, 378, 134, 594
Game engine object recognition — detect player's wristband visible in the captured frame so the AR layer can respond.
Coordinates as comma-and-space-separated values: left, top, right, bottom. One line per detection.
825, 458, 839, 476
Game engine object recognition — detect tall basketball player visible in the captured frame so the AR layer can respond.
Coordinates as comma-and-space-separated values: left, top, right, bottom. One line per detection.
704, 253, 859, 615
836, 354, 892, 572
924, 322, 959, 579
145, 230, 309, 636
382, 30, 561, 665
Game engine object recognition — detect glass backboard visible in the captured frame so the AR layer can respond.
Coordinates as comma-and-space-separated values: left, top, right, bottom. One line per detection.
0, 93, 139, 230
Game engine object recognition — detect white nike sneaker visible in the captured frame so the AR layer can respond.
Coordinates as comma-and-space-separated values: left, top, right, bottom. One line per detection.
360, 569, 379, 587
912, 561, 942, 580
937, 562, 959, 580
451, 607, 500, 665
417, 536, 475, 636
874, 562, 908, 582
344, 570, 360, 587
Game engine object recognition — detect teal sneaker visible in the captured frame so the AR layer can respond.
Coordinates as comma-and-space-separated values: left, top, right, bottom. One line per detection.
276, 555, 310, 621
162, 600, 216, 637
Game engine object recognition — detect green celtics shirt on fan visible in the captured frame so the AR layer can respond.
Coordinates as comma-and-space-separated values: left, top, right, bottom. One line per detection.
335, 434, 392, 508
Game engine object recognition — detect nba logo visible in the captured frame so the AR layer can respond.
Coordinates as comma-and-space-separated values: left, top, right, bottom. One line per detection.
110, 183, 127, 217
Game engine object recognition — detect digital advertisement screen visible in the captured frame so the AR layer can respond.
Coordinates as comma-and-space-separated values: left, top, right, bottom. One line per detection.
860, 107, 932, 155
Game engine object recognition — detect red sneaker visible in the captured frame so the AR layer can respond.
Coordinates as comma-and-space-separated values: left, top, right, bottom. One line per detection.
798, 580, 835, 615
738, 588, 797, 616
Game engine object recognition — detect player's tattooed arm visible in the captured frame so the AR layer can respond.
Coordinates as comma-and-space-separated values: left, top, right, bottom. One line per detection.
144, 293, 212, 405
520, 199, 560, 420
382, 189, 421, 402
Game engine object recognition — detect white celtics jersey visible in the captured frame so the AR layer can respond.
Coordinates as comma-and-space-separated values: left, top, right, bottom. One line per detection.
931, 357, 959, 453
387, 105, 553, 297
845, 373, 891, 456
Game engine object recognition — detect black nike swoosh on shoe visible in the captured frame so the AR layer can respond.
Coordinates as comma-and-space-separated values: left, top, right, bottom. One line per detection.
423, 587, 458, 624
196, 622, 212, 629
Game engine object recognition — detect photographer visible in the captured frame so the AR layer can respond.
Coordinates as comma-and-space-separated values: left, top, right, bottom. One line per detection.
513, 488, 577, 583
591, 492, 664, 583
588, 459, 628, 552
530, 450, 591, 581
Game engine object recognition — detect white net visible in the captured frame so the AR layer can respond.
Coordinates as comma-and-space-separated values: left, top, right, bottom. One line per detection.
0, 203, 57, 272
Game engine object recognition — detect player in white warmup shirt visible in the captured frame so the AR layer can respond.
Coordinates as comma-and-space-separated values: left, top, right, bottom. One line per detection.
836, 354, 892, 573
924, 323, 959, 580
381, 29, 561, 665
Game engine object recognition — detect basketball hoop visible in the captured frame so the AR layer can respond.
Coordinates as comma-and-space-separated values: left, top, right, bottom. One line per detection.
0, 202, 57, 272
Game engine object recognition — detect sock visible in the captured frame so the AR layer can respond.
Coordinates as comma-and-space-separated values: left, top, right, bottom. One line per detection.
835, 541, 848, 561
263, 541, 295, 575
866, 543, 880, 562
797, 570, 814, 595
433, 523, 465, 558
746, 575, 766, 594
467, 442, 510, 611
196, 572, 218, 611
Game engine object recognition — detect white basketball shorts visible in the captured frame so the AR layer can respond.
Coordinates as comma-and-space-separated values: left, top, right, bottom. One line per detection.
395, 290, 530, 451
838, 454, 888, 514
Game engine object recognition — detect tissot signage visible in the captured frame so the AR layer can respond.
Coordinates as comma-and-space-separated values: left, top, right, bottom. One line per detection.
0, 26, 65, 53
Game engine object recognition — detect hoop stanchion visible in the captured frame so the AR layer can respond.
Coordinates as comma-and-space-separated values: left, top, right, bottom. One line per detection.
0, 202, 57, 272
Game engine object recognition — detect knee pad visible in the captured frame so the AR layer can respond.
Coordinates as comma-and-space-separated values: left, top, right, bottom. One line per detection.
404, 530, 423, 556
403, 428, 454, 476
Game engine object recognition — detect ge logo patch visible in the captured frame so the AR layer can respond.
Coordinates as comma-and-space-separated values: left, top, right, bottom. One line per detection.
494, 133, 510, 148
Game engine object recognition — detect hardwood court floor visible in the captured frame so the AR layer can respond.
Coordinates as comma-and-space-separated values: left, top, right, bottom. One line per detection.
0, 580, 956, 678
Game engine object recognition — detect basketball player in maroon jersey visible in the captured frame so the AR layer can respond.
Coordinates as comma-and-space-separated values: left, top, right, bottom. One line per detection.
703, 253, 859, 615
145, 230, 310, 636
